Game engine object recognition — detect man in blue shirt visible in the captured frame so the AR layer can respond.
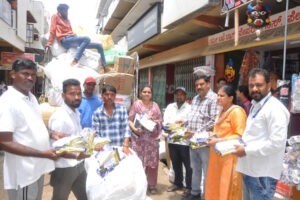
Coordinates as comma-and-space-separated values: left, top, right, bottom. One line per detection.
92, 85, 131, 155
78, 77, 102, 128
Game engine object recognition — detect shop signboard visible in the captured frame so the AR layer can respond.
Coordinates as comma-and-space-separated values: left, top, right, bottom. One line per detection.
127, 3, 160, 50
209, 6, 300, 46
162, 0, 214, 28
1, 52, 35, 67
206, 21, 300, 54
0, 0, 12, 26
221, 0, 254, 14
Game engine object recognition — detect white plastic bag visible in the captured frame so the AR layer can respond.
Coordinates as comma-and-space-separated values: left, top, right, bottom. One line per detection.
85, 148, 150, 200
43, 55, 106, 106
68, 48, 101, 72
115, 94, 131, 111
51, 39, 67, 57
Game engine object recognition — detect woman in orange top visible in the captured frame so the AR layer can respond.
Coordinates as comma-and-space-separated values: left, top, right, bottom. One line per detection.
205, 84, 246, 200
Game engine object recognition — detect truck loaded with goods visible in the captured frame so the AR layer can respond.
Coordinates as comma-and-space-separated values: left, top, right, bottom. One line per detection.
38, 31, 149, 200
40, 32, 139, 123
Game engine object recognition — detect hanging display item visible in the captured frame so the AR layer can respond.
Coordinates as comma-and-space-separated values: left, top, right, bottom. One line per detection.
224, 59, 235, 83
239, 49, 259, 85
246, 0, 271, 29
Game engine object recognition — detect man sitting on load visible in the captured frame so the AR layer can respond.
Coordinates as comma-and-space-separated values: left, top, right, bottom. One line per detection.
46, 4, 110, 73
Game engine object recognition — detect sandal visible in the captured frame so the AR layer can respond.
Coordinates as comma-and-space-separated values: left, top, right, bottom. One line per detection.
182, 188, 191, 197
167, 185, 182, 192
149, 187, 158, 194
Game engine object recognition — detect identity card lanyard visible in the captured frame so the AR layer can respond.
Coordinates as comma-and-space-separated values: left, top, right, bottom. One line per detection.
250, 95, 272, 119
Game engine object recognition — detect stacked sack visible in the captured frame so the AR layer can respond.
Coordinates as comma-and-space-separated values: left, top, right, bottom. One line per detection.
280, 136, 300, 191
73, 27, 136, 110
291, 74, 300, 113
42, 30, 136, 112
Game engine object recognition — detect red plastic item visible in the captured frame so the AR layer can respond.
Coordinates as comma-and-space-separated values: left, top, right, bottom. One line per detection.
276, 181, 292, 198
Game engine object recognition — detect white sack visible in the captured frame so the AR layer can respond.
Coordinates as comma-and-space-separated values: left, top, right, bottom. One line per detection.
51, 39, 67, 57
114, 94, 131, 111
159, 140, 166, 160
43, 55, 107, 106
68, 48, 101, 72
85, 149, 150, 200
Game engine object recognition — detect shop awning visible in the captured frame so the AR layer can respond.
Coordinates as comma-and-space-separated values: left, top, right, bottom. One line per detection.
139, 37, 208, 69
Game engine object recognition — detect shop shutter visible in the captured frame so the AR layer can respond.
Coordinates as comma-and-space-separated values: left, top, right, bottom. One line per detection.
139, 68, 149, 89
152, 65, 166, 110
174, 57, 205, 100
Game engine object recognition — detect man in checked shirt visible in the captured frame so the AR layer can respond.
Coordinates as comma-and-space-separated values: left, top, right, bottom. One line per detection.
181, 75, 219, 200
92, 85, 132, 155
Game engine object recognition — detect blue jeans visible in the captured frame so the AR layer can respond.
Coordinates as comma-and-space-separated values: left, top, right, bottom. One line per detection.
61, 36, 107, 67
243, 174, 278, 200
190, 146, 210, 196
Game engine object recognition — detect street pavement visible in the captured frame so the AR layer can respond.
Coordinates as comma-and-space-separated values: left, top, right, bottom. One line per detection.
0, 151, 182, 200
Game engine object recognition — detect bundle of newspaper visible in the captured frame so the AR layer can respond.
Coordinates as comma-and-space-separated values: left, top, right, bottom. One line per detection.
214, 138, 246, 156
280, 136, 300, 191
52, 130, 111, 155
162, 123, 189, 142
190, 131, 210, 149
134, 113, 157, 132
96, 147, 126, 178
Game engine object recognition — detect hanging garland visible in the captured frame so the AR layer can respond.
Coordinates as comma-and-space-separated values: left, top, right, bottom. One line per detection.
247, 0, 271, 29
224, 59, 236, 83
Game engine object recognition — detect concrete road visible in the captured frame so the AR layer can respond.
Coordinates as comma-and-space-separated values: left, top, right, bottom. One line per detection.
0, 152, 182, 200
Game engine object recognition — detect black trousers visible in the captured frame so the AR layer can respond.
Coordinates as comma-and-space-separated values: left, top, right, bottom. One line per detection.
168, 143, 192, 189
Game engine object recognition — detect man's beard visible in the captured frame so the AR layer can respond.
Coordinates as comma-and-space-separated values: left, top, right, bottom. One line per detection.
176, 99, 185, 105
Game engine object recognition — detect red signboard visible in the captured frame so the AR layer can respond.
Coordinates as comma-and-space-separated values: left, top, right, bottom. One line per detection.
1, 52, 35, 66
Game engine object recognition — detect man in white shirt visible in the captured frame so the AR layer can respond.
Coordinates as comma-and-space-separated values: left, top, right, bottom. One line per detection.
234, 68, 290, 200
49, 79, 89, 200
164, 87, 192, 197
0, 58, 57, 200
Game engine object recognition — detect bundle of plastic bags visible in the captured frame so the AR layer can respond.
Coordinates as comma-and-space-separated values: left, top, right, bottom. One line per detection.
214, 138, 246, 156
280, 136, 300, 191
52, 129, 111, 155
193, 65, 215, 77
134, 113, 157, 132
85, 147, 150, 200
190, 131, 210, 149
162, 123, 189, 142
291, 73, 300, 113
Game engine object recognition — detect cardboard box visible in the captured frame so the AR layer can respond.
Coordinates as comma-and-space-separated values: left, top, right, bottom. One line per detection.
114, 55, 135, 74
100, 73, 134, 95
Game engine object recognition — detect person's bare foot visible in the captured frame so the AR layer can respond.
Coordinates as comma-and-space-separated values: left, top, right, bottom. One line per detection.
70, 59, 78, 66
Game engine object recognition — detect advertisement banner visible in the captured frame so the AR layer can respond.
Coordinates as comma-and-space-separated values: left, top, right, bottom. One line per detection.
1, 52, 35, 67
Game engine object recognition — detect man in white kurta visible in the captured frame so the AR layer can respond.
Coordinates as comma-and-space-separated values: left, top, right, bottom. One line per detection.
164, 87, 192, 197
0, 58, 56, 200
48, 78, 88, 200
234, 68, 290, 200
